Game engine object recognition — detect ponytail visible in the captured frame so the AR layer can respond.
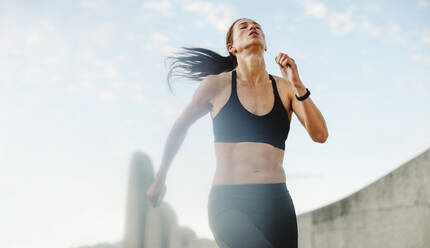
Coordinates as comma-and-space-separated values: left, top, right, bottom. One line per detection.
164, 18, 246, 94
164, 46, 237, 93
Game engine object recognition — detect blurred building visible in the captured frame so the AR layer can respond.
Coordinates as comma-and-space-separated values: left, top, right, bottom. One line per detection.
122, 151, 217, 248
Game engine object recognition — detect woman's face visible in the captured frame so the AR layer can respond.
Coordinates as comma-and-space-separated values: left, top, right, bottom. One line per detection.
229, 19, 266, 55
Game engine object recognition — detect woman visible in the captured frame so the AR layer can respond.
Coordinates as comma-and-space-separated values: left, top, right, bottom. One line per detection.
146, 17, 329, 248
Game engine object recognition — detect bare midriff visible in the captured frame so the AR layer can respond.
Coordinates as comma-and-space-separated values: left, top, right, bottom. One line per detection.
212, 142, 286, 186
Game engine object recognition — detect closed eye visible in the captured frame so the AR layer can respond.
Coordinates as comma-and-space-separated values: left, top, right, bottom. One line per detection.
241, 26, 261, 29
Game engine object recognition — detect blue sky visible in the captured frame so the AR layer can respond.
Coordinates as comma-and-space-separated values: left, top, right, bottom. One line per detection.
1, 0, 429, 247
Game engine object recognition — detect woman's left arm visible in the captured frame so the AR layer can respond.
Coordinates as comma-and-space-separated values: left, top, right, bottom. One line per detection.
290, 83, 328, 143
275, 52, 329, 143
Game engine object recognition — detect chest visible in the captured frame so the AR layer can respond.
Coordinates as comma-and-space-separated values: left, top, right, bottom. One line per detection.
210, 77, 292, 121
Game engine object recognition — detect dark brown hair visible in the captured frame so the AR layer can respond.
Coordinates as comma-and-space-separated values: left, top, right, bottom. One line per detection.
164, 18, 246, 93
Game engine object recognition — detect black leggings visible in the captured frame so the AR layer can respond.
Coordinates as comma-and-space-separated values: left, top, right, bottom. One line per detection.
208, 182, 298, 248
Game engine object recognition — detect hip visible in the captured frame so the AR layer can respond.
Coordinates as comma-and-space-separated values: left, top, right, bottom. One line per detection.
208, 182, 296, 217
207, 182, 298, 247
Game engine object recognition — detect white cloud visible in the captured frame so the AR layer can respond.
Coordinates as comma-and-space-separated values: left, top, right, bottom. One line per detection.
26, 31, 43, 45
390, 24, 402, 33
328, 12, 355, 36
295, 1, 356, 37
93, 60, 119, 78
78, 80, 93, 89
421, 36, 430, 44
75, 48, 123, 90
182, 0, 235, 33
80, 0, 105, 9
362, 3, 382, 13
136, 94, 146, 103
362, 63, 372, 74
0, 29, 16, 50
50, 75, 65, 84
152, 33, 169, 43
417, 0, 430, 7
316, 55, 333, 65
38, 46, 70, 65
293, 0, 418, 48
143, 0, 175, 16
66, 79, 94, 93
381, 24, 408, 45
278, 49, 306, 60
411, 54, 430, 65
110, 80, 125, 90
161, 103, 181, 119
144, 0, 173, 10
21, 20, 57, 46
98, 90, 117, 101
29, 66, 42, 73
303, 1, 327, 19
359, 18, 381, 37
360, 48, 368, 55
128, 82, 146, 91
144, 32, 176, 54
283, 26, 297, 33
412, 81, 429, 98
82, 22, 117, 47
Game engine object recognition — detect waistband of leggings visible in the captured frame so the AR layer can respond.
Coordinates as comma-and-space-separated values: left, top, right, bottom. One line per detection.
210, 182, 288, 194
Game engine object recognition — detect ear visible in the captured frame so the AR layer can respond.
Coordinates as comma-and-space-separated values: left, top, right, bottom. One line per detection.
227, 43, 237, 55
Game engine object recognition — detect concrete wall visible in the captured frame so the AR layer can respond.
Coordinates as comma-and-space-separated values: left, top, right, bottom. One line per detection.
297, 148, 430, 248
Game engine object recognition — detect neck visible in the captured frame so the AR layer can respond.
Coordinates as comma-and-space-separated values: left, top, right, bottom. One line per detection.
235, 53, 268, 88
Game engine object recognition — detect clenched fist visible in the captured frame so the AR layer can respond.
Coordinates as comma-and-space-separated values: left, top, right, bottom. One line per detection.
275, 52, 302, 87
146, 176, 167, 208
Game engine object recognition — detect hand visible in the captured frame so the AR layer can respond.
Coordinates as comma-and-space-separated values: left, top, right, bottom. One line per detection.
146, 176, 167, 208
275, 52, 303, 87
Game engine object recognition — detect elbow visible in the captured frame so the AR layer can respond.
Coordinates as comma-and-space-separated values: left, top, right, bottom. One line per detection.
312, 131, 328, 143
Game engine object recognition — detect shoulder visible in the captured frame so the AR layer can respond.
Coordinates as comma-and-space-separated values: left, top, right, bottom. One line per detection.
206, 70, 231, 87
193, 71, 231, 105
271, 74, 294, 98
200, 71, 230, 92
271, 74, 292, 88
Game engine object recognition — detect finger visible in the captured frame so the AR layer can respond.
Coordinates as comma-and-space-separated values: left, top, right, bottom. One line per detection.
279, 56, 286, 66
290, 58, 297, 67
154, 188, 165, 207
153, 195, 159, 207
275, 55, 281, 64
276, 53, 284, 64
283, 56, 294, 68
280, 53, 287, 61
161, 187, 166, 198
281, 57, 289, 67
276, 54, 285, 66
156, 194, 162, 207
158, 188, 165, 204
280, 54, 289, 65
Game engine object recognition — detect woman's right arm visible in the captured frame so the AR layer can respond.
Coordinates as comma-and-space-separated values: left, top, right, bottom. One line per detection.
155, 74, 219, 182
147, 75, 219, 207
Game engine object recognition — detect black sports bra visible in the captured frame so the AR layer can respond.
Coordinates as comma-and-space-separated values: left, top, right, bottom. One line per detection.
212, 69, 290, 150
